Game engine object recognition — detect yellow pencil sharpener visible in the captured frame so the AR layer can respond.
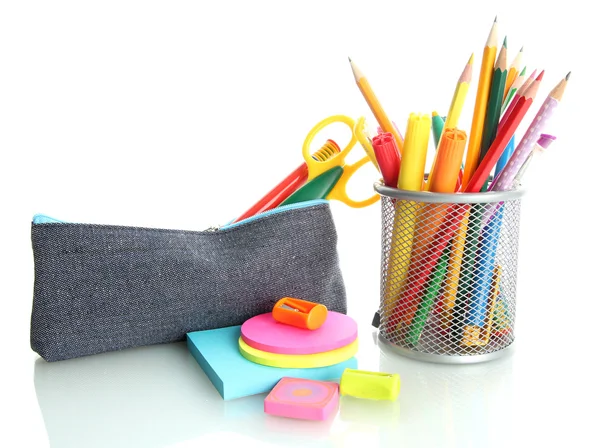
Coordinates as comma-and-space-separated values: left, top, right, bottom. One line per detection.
339, 368, 400, 401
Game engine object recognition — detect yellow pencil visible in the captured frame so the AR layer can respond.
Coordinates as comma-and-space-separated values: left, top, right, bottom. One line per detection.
503, 46, 524, 101
445, 53, 474, 130
382, 114, 431, 326
349, 58, 404, 155
462, 17, 499, 187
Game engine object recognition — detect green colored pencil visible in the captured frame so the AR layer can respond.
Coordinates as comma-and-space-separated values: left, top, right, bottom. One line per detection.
478, 36, 508, 165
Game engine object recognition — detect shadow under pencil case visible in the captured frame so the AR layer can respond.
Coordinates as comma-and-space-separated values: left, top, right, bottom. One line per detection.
30, 200, 347, 362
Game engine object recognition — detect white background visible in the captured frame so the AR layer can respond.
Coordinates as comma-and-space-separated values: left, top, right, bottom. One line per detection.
1, 1, 597, 447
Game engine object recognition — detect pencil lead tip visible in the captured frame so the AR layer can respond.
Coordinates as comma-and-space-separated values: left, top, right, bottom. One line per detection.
520, 46, 524, 52
348, 56, 352, 63
536, 70, 545, 81
494, 15, 497, 22
503, 36, 507, 47
566, 71, 571, 80
468, 53, 474, 64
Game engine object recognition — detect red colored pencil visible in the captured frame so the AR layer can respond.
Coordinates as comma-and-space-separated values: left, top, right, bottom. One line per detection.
463, 70, 544, 193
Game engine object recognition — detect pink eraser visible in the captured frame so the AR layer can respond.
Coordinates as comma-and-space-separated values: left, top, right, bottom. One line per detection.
264, 377, 339, 421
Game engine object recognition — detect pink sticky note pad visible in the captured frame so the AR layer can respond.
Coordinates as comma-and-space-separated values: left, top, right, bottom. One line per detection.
264, 377, 339, 421
241, 311, 357, 355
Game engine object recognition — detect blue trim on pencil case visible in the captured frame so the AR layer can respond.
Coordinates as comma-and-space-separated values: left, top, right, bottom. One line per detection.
220, 199, 329, 230
32, 214, 65, 224
467, 204, 504, 327
32, 199, 330, 229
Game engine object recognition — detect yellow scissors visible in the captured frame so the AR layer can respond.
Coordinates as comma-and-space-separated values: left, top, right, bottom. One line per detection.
297, 114, 380, 208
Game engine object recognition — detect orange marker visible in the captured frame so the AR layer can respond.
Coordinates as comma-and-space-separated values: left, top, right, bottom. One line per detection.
272, 297, 328, 330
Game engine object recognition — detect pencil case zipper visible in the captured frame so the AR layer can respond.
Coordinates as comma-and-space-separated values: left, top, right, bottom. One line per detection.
32, 199, 330, 231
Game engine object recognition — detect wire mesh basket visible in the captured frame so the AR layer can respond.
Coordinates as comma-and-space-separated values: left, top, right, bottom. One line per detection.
374, 182, 524, 363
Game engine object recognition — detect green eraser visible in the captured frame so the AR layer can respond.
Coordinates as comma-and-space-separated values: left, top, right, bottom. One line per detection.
339, 368, 400, 401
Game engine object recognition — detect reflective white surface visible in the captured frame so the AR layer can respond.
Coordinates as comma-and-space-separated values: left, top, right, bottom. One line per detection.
2, 0, 597, 446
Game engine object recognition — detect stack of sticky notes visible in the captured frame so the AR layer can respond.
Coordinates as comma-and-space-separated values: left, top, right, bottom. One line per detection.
186, 298, 358, 401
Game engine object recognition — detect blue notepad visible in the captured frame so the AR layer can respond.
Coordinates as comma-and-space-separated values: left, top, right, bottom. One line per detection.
187, 325, 357, 400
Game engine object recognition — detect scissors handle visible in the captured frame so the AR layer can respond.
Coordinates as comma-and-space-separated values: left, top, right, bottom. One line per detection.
302, 115, 357, 180
326, 156, 380, 208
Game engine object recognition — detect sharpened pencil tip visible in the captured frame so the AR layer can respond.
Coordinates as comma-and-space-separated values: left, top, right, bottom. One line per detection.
520, 46, 524, 52
536, 70, 545, 81
566, 71, 571, 80
494, 15, 497, 22
503, 36, 507, 47
468, 53, 474, 64
348, 57, 352, 63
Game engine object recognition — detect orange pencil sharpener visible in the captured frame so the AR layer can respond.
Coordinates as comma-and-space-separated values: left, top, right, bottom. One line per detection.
272, 297, 328, 330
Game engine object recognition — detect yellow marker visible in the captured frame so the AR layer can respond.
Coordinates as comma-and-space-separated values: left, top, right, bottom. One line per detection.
381, 114, 431, 322
349, 58, 404, 155
462, 17, 499, 188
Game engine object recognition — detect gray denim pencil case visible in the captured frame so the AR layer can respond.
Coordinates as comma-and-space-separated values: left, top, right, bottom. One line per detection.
30, 200, 347, 362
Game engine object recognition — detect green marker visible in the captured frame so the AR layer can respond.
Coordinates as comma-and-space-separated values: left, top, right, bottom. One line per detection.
432, 111, 445, 148
279, 166, 343, 206
406, 246, 450, 346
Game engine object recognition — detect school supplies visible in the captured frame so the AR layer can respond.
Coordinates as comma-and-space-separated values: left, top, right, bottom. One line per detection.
233, 140, 340, 223
239, 337, 358, 368
428, 128, 467, 193
295, 114, 379, 207
512, 134, 556, 187
463, 17, 499, 186
241, 311, 357, 355
272, 297, 328, 330
339, 369, 400, 401
504, 46, 524, 100
464, 70, 543, 193
479, 36, 508, 165
444, 54, 474, 131
349, 58, 404, 154
372, 132, 401, 188
279, 166, 344, 205
432, 111, 445, 147
490, 73, 569, 191
264, 378, 340, 421
187, 325, 357, 400
397, 113, 431, 190
502, 66, 527, 112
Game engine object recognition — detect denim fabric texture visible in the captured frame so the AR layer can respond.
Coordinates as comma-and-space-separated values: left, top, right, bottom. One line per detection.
30, 202, 347, 362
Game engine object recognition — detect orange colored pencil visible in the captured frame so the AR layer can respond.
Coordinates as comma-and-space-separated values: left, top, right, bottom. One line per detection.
463, 17, 499, 187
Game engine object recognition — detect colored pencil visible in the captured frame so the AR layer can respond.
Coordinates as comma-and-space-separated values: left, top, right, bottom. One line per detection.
503, 46, 524, 100
491, 72, 570, 191
463, 17, 499, 187
502, 66, 526, 112
445, 53, 474, 130
349, 58, 404, 155
478, 36, 509, 165
464, 70, 544, 193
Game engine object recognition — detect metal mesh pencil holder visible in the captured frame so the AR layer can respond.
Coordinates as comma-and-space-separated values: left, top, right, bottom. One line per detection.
374, 182, 525, 364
